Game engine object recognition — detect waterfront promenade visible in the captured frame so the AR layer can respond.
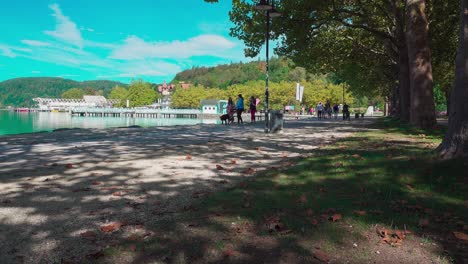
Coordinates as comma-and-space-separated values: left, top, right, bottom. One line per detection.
0, 119, 370, 263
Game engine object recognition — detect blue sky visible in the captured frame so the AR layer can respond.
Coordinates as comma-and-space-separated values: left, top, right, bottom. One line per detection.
0, 0, 257, 84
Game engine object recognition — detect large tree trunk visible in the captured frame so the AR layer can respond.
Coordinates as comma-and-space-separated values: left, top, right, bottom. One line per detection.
444, 85, 451, 117
391, 84, 400, 117
406, 0, 437, 129
439, 0, 468, 159
398, 43, 411, 122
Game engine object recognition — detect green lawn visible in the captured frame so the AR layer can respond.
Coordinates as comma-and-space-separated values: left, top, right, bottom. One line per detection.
100, 118, 467, 264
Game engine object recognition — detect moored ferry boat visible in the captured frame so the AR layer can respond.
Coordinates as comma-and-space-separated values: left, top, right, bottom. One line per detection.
15, 108, 30, 112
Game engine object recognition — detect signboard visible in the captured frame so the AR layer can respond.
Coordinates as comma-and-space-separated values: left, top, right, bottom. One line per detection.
296, 83, 304, 102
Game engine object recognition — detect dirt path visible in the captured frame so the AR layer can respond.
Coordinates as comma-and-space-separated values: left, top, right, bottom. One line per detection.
0, 118, 371, 263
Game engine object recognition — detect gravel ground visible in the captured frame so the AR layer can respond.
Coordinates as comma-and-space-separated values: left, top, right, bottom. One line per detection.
0, 118, 372, 263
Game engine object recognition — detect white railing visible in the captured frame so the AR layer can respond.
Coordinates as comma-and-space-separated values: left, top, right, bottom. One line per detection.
70, 107, 202, 115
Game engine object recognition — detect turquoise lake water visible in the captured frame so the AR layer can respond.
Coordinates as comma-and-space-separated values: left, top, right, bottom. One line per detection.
0, 111, 218, 136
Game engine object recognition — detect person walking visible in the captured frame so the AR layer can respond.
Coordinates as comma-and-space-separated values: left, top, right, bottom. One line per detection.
227, 97, 235, 124
343, 102, 350, 121
249, 96, 256, 123
317, 102, 323, 120
333, 104, 339, 119
236, 94, 244, 124
325, 101, 331, 119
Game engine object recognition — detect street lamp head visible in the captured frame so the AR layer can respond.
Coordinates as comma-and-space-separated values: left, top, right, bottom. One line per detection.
254, 0, 273, 11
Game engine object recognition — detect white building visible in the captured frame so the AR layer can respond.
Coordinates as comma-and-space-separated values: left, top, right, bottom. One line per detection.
34, 96, 120, 111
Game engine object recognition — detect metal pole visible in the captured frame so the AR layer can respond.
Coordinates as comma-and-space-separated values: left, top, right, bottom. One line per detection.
342, 84, 344, 105
264, 10, 270, 133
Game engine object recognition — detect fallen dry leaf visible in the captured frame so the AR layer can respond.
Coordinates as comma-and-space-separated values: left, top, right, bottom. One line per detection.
354, 210, 367, 216
423, 208, 434, 215
333, 162, 343, 167
265, 215, 284, 232
298, 194, 308, 204
310, 218, 319, 226
377, 227, 411, 247
243, 168, 255, 175
66, 163, 74, 169
127, 244, 136, 252
99, 186, 120, 191
80, 231, 97, 239
86, 250, 104, 260
238, 182, 248, 188
100, 222, 122, 233
216, 165, 225, 170
418, 218, 430, 227
91, 181, 103, 185
72, 187, 91, 193
329, 214, 342, 222
185, 154, 192, 160
394, 230, 405, 240
405, 184, 415, 191
230, 159, 237, 165
453, 232, 468, 243
313, 249, 330, 263
223, 249, 239, 257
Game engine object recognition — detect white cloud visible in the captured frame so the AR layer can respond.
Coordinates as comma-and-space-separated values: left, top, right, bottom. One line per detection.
0, 45, 16, 58
84, 40, 117, 49
110, 34, 236, 60
80, 27, 95, 32
44, 3, 83, 48
0, 44, 32, 58
21, 40, 51, 47
97, 60, 182, 79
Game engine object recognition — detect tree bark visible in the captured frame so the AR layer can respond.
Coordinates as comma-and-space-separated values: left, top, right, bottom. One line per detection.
444, 85, 451, 116
398, 43, 411, 121
391, 84, 400, 117
406, 0, 437, 129
438, 0, 468, 159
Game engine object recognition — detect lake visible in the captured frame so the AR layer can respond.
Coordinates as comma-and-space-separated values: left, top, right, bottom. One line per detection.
0, 110, 218, 136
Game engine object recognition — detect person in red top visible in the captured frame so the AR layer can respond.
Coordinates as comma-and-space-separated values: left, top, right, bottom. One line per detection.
249, 96, 257, 123
227, 97, 235, 124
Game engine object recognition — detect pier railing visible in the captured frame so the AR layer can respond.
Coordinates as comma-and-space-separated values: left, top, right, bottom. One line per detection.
69, 107, 207, 119
70, 107, 201, 114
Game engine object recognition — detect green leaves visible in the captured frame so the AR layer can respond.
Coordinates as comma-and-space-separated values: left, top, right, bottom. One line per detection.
126, 79, 158, 107
62, 88, 85, 99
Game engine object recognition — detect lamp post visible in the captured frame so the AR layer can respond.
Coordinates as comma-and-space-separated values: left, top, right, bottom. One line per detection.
254, 0, 281, 133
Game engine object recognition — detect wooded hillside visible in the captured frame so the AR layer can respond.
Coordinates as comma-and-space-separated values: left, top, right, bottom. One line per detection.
0, 77, 127, 107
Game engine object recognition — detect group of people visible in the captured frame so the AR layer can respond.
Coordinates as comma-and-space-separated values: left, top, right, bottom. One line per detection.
315, 101, 350, 120
225, 94, 259, 125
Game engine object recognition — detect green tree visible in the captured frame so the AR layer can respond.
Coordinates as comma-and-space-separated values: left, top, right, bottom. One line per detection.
109, 86, 129, 107
62, 88, 85, 99
207, 0, 458, 128
83, 87, 98, 95
126, 80, 157, 107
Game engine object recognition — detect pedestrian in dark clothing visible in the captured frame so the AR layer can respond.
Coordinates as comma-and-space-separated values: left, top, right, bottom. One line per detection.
236, 94, 244, 124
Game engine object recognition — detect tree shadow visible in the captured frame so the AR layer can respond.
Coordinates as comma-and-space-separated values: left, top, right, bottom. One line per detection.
0, 118, 465, 263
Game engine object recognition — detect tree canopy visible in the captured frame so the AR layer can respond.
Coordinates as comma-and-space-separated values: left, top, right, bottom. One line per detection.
171, 79, 354, 110
126, 80, 159, 107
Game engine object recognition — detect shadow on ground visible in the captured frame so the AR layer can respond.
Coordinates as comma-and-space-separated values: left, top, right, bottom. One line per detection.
0, 118, 466, 263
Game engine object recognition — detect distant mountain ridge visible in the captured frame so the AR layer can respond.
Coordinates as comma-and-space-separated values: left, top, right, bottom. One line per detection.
0, 77, 128, 107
